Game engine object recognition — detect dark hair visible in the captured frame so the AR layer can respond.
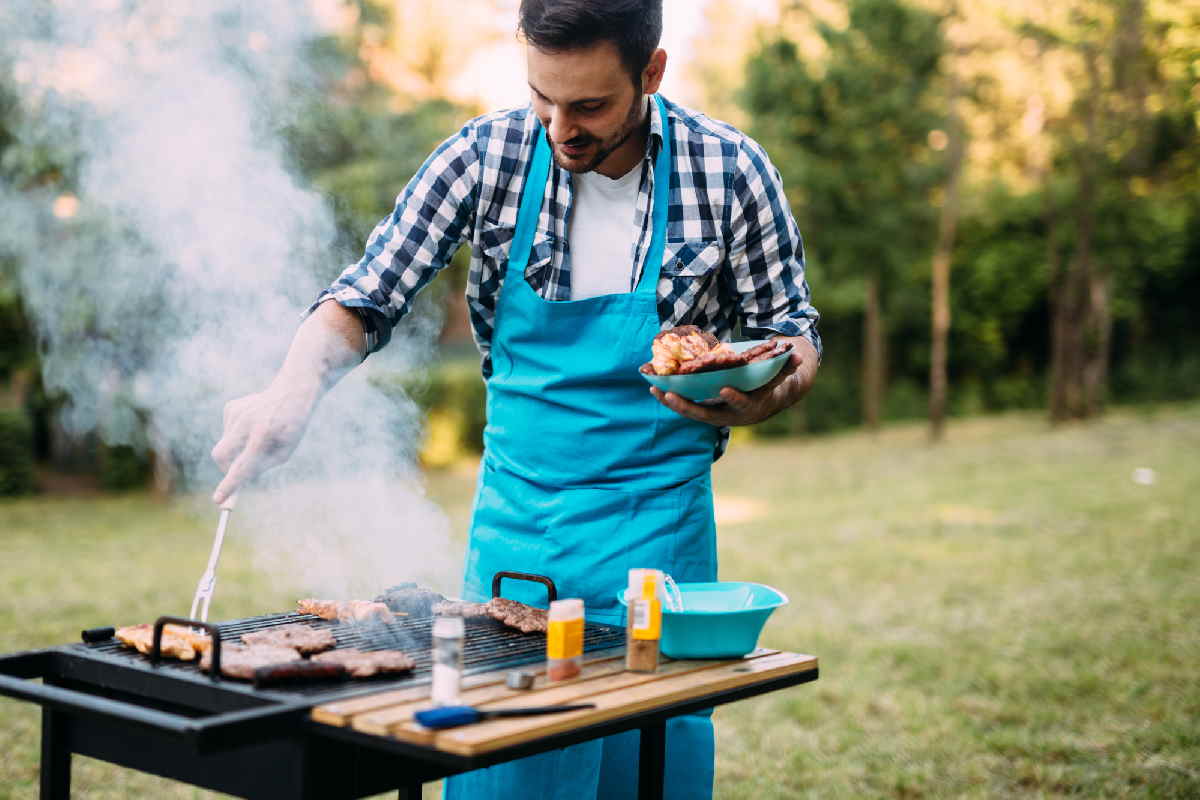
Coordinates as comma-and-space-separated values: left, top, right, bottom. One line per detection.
518, 0, 663, 84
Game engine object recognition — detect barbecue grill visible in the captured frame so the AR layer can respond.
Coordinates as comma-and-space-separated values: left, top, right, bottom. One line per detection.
0, 571, 819, 799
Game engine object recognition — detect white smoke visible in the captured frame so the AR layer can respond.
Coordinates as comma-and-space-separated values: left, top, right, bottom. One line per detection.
0, 0, 458, 599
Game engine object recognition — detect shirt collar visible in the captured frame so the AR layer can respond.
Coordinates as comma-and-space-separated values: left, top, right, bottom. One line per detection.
644, 94, 666, 163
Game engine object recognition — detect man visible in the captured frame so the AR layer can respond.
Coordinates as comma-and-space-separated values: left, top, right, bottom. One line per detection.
212, 1, 820, 797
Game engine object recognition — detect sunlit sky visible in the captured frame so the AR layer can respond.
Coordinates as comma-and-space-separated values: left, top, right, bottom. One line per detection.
449, 0, 778, 110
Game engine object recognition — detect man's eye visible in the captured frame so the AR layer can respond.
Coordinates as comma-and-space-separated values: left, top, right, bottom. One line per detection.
577, 103, 603, 113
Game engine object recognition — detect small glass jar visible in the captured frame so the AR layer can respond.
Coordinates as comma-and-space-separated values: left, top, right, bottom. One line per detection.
546, 598, 585, 682
431, 615, 464, 706
625, 569, 661, 673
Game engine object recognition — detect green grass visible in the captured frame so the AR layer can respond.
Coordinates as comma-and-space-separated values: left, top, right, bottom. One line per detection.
2, 404, 1198, 798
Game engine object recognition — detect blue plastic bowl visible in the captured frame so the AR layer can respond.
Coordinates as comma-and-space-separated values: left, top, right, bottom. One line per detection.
616, 581, 789, 659
640, 340, 790, 403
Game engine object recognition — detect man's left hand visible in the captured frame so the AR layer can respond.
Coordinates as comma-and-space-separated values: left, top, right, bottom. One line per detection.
649, 336, 819, 427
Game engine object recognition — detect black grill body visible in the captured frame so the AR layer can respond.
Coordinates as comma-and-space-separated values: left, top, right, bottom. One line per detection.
0, 609, 626, 799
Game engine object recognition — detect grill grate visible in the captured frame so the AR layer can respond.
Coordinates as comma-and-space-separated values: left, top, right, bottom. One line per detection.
83, 612, 625, 698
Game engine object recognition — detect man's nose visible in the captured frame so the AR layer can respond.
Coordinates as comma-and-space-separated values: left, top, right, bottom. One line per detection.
547, 110, 578, 144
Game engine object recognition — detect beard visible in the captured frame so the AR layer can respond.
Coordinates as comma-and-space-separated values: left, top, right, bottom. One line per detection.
547, 94, 647, 174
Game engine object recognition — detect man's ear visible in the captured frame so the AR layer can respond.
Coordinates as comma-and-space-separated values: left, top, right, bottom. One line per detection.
641, 48, 667, 95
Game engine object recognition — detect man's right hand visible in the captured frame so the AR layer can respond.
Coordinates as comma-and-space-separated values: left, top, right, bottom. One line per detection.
210, 379, 321, 504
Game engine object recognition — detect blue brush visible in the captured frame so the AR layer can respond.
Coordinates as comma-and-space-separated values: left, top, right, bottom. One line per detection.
415, 703, 595, 730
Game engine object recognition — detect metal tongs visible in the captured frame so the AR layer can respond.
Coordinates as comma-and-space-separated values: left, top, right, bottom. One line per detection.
189, 492, 238, 623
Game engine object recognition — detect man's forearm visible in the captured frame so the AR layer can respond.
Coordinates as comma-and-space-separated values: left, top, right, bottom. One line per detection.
272, 300, 367, 395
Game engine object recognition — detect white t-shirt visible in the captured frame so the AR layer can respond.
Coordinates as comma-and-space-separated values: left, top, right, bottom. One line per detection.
567, 164, 643, 299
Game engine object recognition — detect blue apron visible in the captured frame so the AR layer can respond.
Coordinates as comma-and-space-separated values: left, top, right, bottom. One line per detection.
445, 96, 719, 800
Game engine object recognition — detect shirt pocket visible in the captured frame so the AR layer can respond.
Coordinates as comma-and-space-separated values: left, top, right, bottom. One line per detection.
659, 239, 723, 322
478, 216, 560, 296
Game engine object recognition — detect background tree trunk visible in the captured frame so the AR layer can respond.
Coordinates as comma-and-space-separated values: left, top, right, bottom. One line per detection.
928, 28, 966, 442
1049, 41, 1110, 423
862, 273, 886, 430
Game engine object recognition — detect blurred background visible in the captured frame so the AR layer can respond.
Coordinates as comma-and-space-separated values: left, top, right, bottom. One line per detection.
1, 1, 1197, 797
0, 0, 1197, 485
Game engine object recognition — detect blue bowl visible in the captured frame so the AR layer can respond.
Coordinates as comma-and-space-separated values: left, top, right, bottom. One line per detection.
640, 340, 790, 403
616, 581, 789, 659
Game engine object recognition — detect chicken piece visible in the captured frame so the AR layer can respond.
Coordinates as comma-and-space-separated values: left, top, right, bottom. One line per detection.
297, 598, 392, 623
115, 623, 211, 661
649, 326, 733, 375
311, 648, 415, 678
199, 643, 302, 680
241, 623, 336, 655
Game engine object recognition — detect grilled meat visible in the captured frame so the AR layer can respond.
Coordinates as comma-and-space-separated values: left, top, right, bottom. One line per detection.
115, 623, 211, 661
743, 340, 792, 364
486, 597, 549, 633
431, 600, 491, 618
311, 648, 415, 678
241, 623, 336, 655
642, 326, 793, 377
431, 598, 548, 634
253, 660, 348, 687
297, 598, 392, 623
199, 643, 302, 680
673, 347, 745, 374
374, 583, 447, 616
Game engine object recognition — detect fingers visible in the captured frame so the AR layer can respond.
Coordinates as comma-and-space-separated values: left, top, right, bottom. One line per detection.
650, 387, 738, 426
212, 433, 265, 505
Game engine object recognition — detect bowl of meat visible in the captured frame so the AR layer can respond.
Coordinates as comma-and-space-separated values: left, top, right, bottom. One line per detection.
639, 326, 792, 404
617, 581, 788, 659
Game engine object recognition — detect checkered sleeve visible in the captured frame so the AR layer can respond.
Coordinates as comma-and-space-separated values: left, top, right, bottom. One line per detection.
726, 138, 822, 357
308, 122, 482, 354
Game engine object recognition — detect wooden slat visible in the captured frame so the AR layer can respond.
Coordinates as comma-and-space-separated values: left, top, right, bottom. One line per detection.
351, 656, 630, 738
378, 649, 782, 746
431, 651, 816, 756
312, 647, 626, 726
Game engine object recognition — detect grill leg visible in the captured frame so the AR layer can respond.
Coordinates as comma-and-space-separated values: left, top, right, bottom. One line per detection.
40, 708, 72, 800
637, 720, 666, 800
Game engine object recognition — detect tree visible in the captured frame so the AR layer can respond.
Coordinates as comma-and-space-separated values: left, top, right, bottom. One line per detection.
744, 0, 947, 429
1023, 0, 1187, 421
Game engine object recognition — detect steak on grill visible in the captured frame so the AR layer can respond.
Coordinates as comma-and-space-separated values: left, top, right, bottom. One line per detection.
431, 597, 549, 634
199, 644, 302, 680
311, 648, 415, 678
486, 597, 549, 633
241, 623, 336, 654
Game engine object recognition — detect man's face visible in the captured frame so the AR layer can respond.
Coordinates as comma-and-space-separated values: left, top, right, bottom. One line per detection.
526, 40, 645, 174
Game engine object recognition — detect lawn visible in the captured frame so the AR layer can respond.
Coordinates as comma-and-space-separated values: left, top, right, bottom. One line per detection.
1, 404, 1197, 798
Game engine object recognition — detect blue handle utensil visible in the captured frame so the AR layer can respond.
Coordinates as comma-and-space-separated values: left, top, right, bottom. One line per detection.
415, 703, 595, 730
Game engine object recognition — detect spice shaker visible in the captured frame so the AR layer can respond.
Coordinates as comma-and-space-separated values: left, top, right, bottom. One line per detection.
625, 569, 661, 673
546, 598, 584, 682
431, 615, 464, 706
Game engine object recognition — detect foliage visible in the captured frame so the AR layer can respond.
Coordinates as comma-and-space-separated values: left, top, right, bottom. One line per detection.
97, 443, 151, 492
0, 409, 35, 495
372, 355, 488, 466
743, 0, 945, 303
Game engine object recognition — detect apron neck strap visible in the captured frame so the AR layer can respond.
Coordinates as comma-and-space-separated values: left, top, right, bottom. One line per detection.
635, 94, 671, 296
505, 120, 554, 282
507, 95, 673, 292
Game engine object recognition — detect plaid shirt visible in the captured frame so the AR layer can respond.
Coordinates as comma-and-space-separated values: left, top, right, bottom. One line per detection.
313, 97, 820, 455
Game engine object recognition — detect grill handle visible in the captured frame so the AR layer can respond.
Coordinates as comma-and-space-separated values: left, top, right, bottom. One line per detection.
491, 571, 557, 604
80, 626, 114, 643
151, 616, 223, 682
